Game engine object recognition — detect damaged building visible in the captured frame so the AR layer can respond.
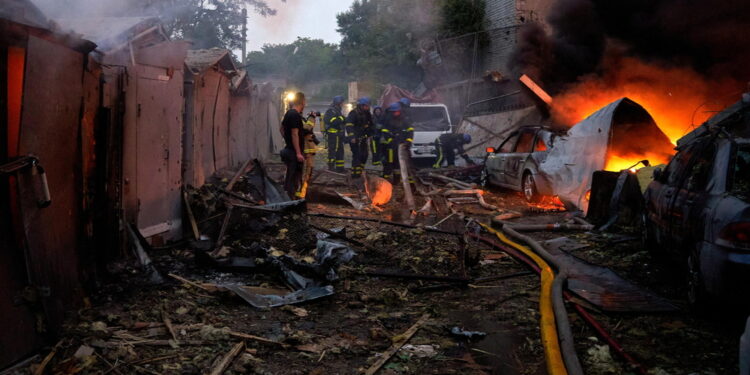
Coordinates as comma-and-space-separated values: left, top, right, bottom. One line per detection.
2, 0, 749, 374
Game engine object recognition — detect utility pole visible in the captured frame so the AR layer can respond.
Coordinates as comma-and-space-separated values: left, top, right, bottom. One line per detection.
241, 8, 248, 65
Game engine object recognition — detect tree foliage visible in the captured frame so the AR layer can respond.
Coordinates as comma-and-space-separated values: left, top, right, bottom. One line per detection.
140, 0, 282, 50
245, 37, 343, 85
439, 0, 486, 38
244, 0, 487, 89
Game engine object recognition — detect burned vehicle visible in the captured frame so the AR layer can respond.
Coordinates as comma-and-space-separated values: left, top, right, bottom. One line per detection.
644, 99, 750, 305
481, 126, 558, 202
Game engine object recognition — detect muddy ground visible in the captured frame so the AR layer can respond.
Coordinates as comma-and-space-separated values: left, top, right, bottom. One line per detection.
10, 162, 743, 375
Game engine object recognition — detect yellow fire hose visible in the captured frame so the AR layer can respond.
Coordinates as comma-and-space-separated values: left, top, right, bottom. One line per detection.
480, 223, 568, 375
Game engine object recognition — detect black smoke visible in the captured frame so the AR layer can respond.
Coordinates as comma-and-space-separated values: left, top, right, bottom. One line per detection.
513, 0, 750, 93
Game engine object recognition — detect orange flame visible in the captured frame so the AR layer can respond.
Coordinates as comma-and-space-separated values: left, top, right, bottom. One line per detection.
552, 57, 741, 145
551, 57, 743, 172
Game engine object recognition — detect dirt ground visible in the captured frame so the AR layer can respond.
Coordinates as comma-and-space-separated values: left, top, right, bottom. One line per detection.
10, 159, 743, 375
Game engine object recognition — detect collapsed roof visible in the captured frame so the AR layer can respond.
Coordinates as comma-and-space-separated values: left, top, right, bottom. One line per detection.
538, 98, 674, 212
186, 48, 237, 75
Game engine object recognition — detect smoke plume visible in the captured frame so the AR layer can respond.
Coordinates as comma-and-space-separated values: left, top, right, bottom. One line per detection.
513, 0, 750, 136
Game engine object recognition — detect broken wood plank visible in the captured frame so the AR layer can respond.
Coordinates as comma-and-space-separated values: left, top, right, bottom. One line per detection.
428, 173, 476, 189
162, 307, 178, 342
183, 191, 201, 240
215, 204, 234, 248
207, 341, 245, 375
33, 340, 63, 375
225, 159, 254, 192
227, 330, 287, 348
168, 273, 215, 292
364, 314, 430, 375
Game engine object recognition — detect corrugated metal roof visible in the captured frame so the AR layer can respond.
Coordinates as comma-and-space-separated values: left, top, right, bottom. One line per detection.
186, 48, 236, 74
54, 16, 158, 48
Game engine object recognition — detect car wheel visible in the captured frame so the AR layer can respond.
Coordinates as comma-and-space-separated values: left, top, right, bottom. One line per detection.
522, 172, 540, 203
687, 249, 709, 309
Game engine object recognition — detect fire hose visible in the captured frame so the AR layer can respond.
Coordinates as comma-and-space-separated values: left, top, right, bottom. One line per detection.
480, 223, 582, 375
471, 226, 648, 375
311, 212, 646, 373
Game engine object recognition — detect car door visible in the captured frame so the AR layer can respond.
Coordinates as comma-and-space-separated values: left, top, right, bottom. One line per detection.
505, 128, 536, 189
653, 144, 695, 250
670, 141, 716, 249
486, 132, 519, 186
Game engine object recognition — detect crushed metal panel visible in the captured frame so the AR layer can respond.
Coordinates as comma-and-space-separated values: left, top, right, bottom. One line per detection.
17, 35, 85, 330
134, 64, 184, 240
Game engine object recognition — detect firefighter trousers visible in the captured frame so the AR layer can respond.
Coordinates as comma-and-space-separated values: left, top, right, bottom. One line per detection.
371, 137, 383, 166
433, 138, 457, 168
295, 153, 315, 199
382, 142, 415, 183
327, 131, 345, 171
350, 138, 369, 177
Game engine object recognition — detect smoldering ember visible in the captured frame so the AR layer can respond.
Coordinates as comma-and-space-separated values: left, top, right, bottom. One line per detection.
2, 0, 750, 374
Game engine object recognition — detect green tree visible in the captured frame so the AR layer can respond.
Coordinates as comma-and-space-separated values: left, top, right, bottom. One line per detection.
336, 0, 439, 88
141, 0, 283, 50
440, 0, 485, 38
245, 37, 344, 85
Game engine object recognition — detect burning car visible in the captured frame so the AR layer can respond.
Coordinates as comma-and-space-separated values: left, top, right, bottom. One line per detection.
643, 98, 750, 305
481, 126, 559, 202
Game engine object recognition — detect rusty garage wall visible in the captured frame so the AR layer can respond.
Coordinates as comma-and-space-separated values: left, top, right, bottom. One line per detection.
0, 13, 97, 367
102, 37, 189, 242
249, 82, 284, 160
184, 49, 235, 187
229, 72, 253, 167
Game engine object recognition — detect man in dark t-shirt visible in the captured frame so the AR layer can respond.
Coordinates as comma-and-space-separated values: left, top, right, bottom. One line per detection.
280, 92, 306, 199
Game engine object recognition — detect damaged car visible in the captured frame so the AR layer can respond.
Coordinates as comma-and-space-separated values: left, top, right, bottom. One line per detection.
481, 126, 558, 202
644, 99, 750, 305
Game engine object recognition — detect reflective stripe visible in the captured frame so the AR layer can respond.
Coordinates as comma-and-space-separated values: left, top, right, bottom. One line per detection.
346, 123, 354, 127
388, 150, 394, 163
327, 129, 339, 133
405, 138, 413, 142
406, 127, 414, 132
381, 129, 391, 132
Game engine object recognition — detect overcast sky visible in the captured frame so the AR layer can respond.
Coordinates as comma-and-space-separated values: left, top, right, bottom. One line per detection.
246, 0, 354, 51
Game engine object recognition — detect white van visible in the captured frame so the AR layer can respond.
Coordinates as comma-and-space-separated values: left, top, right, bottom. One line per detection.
408, 103, 452, 160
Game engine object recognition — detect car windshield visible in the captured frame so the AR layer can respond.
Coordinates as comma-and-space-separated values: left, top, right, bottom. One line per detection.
729, 144, 750, 200
410, 107, 450, 132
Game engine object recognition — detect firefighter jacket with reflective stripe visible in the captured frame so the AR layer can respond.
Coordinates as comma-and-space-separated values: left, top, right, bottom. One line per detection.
345, 107, 373, 140
323, 106, 345, 133
382, 112, 414, 144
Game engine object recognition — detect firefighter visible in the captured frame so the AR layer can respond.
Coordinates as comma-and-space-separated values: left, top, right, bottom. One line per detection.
280, 92, 306, 198
381, 102, 415, 183
295, 112, 320, 199
371, 106, 385, 166
323, 96, 346, 172
433, 133, 475, 168
345, 97, 373, 178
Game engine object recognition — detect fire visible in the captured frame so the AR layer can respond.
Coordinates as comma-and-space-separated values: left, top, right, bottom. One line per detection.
551, 57, 742, 144
604, 152, 669, 173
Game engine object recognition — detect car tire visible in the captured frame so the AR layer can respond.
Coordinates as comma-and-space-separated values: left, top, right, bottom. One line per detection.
687, 248, 709, 310
522, 172, 540, 203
